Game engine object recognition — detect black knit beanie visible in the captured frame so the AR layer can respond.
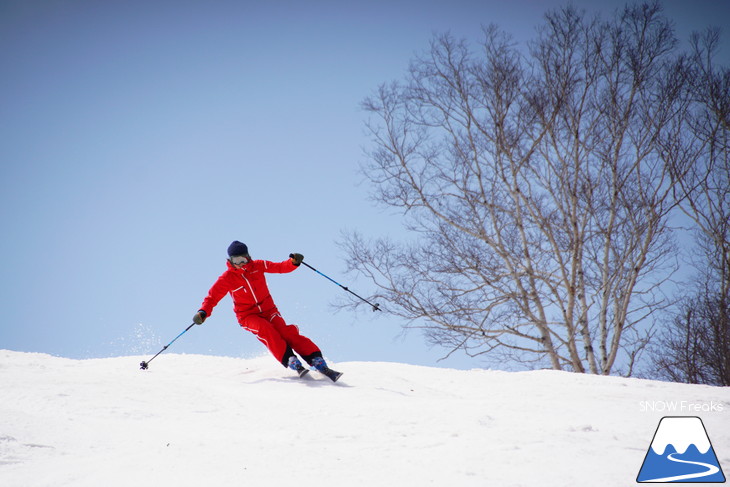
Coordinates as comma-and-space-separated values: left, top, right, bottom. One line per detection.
227, 241, 249, 257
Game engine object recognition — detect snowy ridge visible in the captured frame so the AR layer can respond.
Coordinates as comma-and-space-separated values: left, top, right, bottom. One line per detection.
1, 350, 729, 487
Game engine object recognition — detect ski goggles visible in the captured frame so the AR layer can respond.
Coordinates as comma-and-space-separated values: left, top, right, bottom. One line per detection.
230, 255, 250, 266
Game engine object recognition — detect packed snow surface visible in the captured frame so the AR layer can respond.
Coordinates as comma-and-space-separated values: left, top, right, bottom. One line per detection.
1, 350, 728, 486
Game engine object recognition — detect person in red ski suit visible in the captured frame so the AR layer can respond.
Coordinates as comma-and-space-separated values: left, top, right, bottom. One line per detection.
192, 241, 329, 376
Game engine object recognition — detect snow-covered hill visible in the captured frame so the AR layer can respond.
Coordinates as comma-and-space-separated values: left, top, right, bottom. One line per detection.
1, 350, 728, 487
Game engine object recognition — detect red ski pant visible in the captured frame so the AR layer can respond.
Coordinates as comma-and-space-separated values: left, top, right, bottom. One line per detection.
238, 308, 321, 367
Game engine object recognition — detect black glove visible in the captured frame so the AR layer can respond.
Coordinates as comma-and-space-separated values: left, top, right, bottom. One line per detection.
193, 310, 207, 325
289, 253, 304, 266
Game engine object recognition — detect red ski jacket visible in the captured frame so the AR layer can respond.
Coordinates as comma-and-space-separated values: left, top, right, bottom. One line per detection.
199, 259, 298, 320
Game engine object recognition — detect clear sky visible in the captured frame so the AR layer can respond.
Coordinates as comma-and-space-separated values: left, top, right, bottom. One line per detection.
1, 0, 728, 370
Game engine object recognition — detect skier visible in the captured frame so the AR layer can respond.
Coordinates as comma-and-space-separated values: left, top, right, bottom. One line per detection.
192, 241, 341, 381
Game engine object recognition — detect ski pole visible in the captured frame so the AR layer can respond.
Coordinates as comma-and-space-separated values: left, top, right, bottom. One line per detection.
139, 323, 196, 370
292, 255, 381, 312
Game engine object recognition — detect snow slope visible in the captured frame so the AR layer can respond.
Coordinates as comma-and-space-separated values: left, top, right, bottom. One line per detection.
1, 350, 728, 487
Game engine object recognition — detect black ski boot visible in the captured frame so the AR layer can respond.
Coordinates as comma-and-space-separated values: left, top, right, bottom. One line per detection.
288, 356, 310, 378
311, 357, 343, 382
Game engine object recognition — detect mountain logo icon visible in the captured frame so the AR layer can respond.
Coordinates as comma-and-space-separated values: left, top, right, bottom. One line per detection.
637, 416, 726, 483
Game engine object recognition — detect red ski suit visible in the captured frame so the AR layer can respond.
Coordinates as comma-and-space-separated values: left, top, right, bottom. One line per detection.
199, 259, 321, 367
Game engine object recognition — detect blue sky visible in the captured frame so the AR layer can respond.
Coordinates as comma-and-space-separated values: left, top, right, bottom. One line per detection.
1, 0, 728, 370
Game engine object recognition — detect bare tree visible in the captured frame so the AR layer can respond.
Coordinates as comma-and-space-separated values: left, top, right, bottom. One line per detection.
345, 2, 688, 374
650, 28, 730, 385
652, 290, 730, 385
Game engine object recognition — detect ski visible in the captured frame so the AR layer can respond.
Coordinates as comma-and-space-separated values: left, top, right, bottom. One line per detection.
295, 366, 310, 378
318, 367, 343, 382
